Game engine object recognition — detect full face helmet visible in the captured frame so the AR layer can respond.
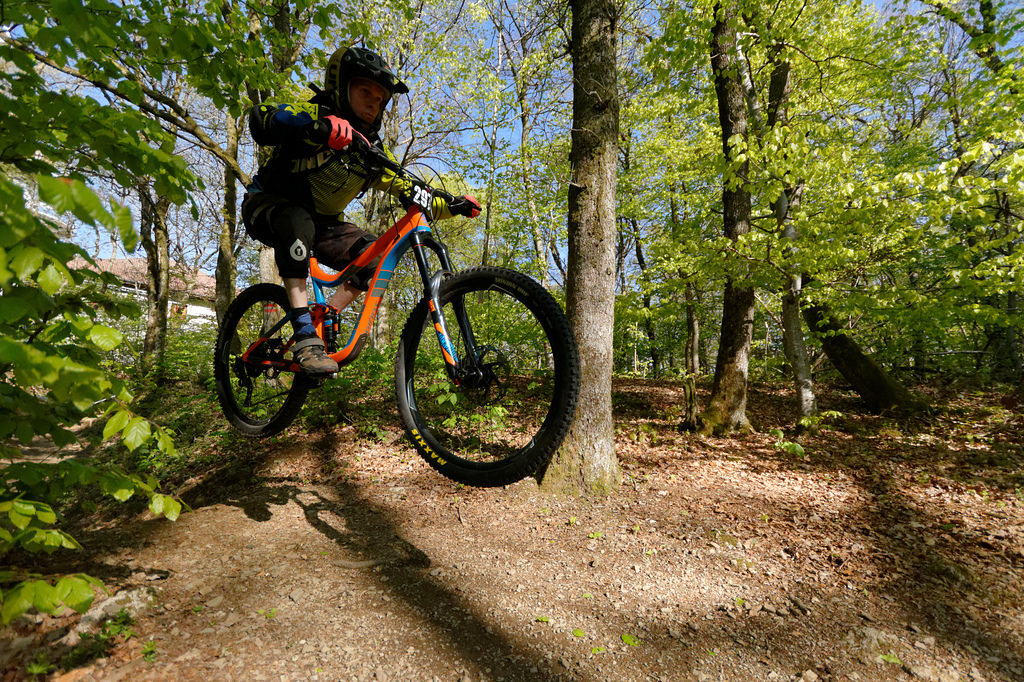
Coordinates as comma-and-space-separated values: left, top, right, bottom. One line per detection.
325, 46, 408, 134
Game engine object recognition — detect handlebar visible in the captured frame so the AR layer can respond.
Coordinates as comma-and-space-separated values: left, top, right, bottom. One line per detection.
345, 130, 453, 219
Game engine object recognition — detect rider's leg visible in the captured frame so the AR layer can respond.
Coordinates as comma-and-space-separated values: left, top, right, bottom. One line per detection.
327, 283, 362, 311
271, 208, 337, 375
241, 195, 337, 374
315, 225, 378, 312
285, 278, 309, 311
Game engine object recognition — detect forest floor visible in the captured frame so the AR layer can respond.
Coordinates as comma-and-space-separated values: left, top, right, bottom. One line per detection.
2, 378, 1023, 682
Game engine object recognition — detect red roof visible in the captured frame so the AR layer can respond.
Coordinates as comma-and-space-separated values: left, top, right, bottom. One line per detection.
69, 257, 217, 302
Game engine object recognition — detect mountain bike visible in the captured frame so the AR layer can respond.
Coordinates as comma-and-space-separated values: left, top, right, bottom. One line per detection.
213, 139, 579, 487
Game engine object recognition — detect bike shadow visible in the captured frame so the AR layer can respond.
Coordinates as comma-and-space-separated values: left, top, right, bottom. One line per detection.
171, 432, 573, 681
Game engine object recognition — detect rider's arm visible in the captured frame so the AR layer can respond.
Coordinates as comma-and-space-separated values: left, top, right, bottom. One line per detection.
371, 147, 479, 219
248, 102, 323, 147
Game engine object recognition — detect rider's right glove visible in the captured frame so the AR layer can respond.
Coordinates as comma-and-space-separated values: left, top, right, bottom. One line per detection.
449, 194, 481, 218
309, 116, 353, 150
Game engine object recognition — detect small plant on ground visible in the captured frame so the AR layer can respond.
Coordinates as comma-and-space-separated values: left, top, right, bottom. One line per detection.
769, 429, 806, 457
61, 608, 136, 669
26, 652, 55, 679
797, 410, 843, 432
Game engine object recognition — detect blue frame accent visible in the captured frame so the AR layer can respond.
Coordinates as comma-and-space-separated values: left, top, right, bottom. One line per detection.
308, 220, 435, 349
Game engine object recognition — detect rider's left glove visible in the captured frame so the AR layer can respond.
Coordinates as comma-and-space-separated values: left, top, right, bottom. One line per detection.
450, 194, 481, 218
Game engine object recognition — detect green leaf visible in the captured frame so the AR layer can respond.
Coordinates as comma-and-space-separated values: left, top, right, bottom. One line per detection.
8, 509, 31, 530
572, 628, 585, 637
101, 473, 136, 502
122, 417, 151, 451
54, 575, 97, 613
111, 202, 137, 251
31, 580, 60, 614
161, 497, 182, 522
119, 79, 144, 104
155, 428, 177, 456
621, 634, 641, 646
36, 176, 76, 216
1, 581, 36, 624
58, 530, 83, 550
9, 245, 45, 281
87, 324, 122, 351
103, 410, 131, 440
35, 504, 57, 525
37, 263, 63, 294
148, 494, 165, 516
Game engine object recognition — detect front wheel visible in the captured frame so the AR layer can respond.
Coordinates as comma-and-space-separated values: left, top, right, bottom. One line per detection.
396, 267, 580, 487
214, 283, 311, 437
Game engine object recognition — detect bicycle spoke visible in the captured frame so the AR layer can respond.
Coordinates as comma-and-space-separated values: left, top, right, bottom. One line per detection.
215, 284, 310, 436
397, 267, 578, 486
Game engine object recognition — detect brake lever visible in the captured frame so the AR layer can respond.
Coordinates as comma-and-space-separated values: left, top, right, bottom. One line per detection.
348, 132, 433, 217
350, 131, 402, 174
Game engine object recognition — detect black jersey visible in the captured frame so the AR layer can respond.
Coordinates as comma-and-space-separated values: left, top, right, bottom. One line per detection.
248, 101, 454, 221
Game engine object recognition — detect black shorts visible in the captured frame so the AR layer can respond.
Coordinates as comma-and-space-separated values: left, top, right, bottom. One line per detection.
241, 192, 380, 290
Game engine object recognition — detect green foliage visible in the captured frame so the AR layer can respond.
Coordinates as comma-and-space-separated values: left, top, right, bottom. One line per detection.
26, 651, 55, 678
0, 454, 183, 623
769, 429, 806, 457
61, 609, 136, 669
0, 0, 236, 626
628, 0, 1024, 387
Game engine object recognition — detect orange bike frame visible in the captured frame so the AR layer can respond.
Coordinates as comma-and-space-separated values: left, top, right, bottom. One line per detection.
296, 205, 462, 374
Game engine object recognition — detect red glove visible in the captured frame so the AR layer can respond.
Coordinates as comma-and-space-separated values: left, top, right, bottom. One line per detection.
324, 115, 353, 150
451, 194, 481, 218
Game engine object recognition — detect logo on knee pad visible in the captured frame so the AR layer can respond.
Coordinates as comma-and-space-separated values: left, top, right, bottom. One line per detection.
289, 239, 307, 261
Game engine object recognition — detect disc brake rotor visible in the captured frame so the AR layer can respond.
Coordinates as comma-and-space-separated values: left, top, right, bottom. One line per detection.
459, 346, 510, 405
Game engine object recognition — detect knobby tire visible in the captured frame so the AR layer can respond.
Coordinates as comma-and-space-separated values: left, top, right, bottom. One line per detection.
395, 267, 580, 487
214, 283, 311, 437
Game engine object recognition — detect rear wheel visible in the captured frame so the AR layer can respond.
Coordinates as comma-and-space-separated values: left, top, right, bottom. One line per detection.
214, 283, 311, 437
396, 267, 579, 486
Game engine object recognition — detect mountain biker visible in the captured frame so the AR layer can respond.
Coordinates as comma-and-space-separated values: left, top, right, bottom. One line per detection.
242, 45, 481, 375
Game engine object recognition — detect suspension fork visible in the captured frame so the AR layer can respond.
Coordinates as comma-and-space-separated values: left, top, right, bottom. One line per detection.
409, 233, 480, 381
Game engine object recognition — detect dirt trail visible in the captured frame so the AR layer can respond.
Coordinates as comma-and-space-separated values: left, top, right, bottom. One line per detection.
4, 382, 1023, 681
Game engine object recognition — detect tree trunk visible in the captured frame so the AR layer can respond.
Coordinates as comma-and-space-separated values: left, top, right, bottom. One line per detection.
139, 183, 171, 376
703, 283, 755, 434
803, 303, 928, 414
215, 111, 241, 321
766, 53, 817, 424
685, 282, 700, 376
782, 272, 816, 420
700, 1, 755, 435
538, 0, 620, 495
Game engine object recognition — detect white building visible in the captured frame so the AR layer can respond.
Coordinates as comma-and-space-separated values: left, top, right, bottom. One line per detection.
68, 256, 218, 326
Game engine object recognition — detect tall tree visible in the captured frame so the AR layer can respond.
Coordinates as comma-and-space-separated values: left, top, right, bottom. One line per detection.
539, 0, 621, 494
138, 181, 172, 374
700, 0, 756, 435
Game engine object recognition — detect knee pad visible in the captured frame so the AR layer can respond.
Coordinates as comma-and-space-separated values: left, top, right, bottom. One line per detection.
273, 206, 316, 279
